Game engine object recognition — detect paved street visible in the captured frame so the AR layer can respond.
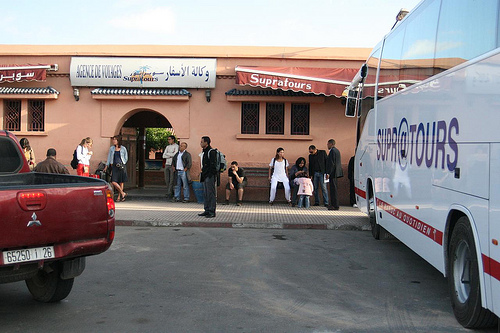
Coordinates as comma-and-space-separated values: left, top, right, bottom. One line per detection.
1, 227, 495, 333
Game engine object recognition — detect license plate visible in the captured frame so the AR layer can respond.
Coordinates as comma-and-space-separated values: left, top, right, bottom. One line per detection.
2, 246, 55, 264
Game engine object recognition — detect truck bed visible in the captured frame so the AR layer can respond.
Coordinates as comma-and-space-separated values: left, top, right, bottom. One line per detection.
0, 173, 113, 254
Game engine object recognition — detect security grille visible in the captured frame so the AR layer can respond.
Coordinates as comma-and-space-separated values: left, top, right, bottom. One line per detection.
4, 100, 21, 131
291, 103, 310, 135
28, 100, 45, 132
241, 102, 259, 134
266, 103, 284, 135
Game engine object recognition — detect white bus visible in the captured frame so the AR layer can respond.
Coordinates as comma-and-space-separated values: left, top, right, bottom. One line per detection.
345, 0, 500, 328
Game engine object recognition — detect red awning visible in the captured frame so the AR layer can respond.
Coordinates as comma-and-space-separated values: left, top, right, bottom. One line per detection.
235, 66, 358, 97
0, 64, 53, 84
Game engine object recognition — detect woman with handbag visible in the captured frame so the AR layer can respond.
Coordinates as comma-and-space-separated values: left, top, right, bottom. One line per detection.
76, 137, 93, 177
104, 136, 128, 202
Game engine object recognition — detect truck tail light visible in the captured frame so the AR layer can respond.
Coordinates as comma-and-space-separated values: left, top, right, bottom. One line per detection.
17, 191, 47, 211
106, 189, 115, 218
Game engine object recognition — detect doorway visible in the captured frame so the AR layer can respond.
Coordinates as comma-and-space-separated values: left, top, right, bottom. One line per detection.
121, 109, 172, 188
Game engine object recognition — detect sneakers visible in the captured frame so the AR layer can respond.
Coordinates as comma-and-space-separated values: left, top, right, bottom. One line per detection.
236, 202, 242, 206
353, 204, 358, 208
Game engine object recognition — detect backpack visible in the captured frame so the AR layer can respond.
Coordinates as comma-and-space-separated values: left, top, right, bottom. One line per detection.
70, 148, 79, 169
209, 148, 227, 173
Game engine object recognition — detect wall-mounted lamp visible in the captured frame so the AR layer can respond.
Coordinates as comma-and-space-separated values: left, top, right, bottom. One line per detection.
205, 89, 211, 102
73, 88, 80, 101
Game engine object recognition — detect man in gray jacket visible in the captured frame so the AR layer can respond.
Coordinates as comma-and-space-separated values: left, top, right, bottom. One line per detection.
172, 142, 192, 203
163, 135, 179, 199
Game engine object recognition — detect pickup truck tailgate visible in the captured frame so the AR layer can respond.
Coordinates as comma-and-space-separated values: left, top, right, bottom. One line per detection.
0, 174, 112, 250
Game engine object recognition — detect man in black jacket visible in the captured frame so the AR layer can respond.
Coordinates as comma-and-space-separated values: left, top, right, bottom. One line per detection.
198, 136, 218, 218
308, 145, 329, 206
327, 139, 343, 210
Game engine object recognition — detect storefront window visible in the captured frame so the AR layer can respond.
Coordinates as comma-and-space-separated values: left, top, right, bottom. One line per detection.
3, 99, 45, 132
28, 100, 45, 132
266, 103, 284, 135
241, 102, 259, 134
3, 100, 21, 132
291, 103, 309, 135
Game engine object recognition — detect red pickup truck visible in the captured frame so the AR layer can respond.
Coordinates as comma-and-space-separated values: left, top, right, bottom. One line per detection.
0, 130, 115, 302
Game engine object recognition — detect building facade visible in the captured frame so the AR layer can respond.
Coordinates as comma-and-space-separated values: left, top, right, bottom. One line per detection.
0, 45, 370, 204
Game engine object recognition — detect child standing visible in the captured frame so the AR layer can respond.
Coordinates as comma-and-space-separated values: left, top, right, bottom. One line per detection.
294, 175, 313, 208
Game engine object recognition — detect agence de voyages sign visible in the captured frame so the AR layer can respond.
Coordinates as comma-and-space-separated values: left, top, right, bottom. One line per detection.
70, 57, 217, 88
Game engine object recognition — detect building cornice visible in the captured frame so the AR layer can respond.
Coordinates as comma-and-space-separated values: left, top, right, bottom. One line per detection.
0, 45, 371, 61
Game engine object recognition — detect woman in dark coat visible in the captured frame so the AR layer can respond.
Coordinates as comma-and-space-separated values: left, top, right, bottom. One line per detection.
289, 157, 308, 207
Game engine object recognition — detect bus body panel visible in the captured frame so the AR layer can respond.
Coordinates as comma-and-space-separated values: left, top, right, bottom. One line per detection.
354, 25, 500, 321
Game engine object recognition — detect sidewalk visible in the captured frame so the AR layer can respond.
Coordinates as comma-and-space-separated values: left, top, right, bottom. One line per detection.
115, 187, 371, 231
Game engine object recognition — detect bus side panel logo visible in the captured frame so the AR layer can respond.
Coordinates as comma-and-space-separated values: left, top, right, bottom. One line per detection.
377, 117, 459, 172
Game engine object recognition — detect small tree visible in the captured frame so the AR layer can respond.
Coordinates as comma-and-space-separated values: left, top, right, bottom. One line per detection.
146, 128, 174, 153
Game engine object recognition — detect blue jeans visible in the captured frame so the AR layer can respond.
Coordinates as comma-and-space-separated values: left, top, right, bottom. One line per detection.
297, 195, 310, 208
174, 170, 190, 200
313, 172, 329, 205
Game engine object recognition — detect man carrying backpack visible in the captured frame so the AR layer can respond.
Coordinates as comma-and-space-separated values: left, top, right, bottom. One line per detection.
198, 136, 218, 218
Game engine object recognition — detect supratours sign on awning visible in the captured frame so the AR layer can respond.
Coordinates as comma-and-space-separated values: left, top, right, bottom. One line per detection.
235, 66, 358, 97
0, 65, 53, 83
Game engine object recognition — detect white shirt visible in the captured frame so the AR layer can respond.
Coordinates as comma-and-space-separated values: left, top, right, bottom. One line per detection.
162, 143, 179, 166
76, 145, 91, 165
176, 151, 185, 170
269, 158, 289, 181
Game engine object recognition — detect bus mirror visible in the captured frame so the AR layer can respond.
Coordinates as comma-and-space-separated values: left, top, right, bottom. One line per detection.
345, 90, 358, 118
345, 97, 356, 117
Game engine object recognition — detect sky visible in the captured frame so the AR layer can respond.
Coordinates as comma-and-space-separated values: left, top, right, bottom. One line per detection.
1, 0, 422, 48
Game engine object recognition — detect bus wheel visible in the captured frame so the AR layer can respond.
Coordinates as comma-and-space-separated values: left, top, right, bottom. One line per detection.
448, 217, 496, 328
369, 195, 380, 240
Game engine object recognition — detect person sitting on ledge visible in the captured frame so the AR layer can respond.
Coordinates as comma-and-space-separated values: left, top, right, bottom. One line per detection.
224, 161, 247, 206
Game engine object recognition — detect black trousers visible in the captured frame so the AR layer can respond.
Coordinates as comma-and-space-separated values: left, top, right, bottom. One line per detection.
202, 175, 217, 214
329, 176, 339, 209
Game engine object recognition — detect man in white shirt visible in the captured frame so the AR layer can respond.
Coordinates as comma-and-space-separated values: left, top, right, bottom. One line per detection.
162, 135, 179, 199
172, 142, 192, 202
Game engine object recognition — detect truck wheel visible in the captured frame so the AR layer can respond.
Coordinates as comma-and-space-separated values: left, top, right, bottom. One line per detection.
25, 265, 74, 303
448, 217, 496, 328
369, 195, 380, 240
